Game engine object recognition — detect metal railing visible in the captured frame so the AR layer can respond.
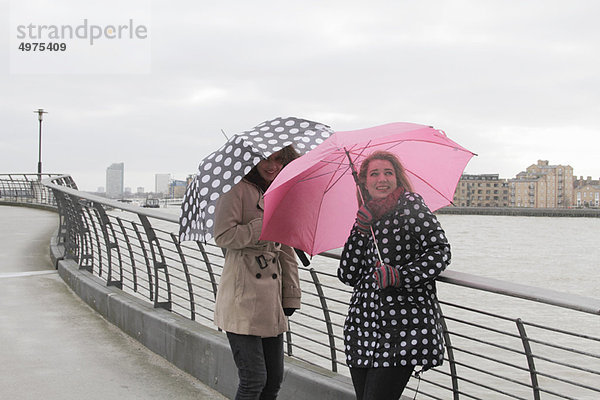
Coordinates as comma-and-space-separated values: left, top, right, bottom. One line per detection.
0, 173, 69, 207
3, 174, 599, 399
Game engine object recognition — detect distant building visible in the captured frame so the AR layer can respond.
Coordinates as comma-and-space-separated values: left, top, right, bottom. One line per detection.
155, 173, 170, 194
509, 160, 573, 208
106, 163, 124, 198
453, 174, 509, 207
169, 180, 187, 198
452, 161, 595, 209
137, 187, 145, 194
573, 176, 600, 207
97, 186, 105, 193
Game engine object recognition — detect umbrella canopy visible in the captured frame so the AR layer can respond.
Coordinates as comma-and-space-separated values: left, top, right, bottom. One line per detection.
260, 122, 475, 256
179, 116, 333, 242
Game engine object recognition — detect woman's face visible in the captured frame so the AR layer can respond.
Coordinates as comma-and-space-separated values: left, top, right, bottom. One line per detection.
256, 150, 284, 183
364, 159, 398, 200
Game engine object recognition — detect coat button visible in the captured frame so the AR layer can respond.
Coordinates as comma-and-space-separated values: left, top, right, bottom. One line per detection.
272, 273, 277, 279
256, 273, 261, 279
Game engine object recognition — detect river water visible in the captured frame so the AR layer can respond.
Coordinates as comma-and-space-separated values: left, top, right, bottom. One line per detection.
163, 205, 599, 297
156, 206, 599, 398
436, 214, 599, 299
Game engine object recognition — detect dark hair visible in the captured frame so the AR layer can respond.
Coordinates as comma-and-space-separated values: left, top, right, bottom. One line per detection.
275, 145, 301, 167
357, 150, 413, 202
245, 145, 300, 191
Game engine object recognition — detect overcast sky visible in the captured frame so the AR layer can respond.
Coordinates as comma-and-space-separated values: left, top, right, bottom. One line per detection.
2, 0, 599, 192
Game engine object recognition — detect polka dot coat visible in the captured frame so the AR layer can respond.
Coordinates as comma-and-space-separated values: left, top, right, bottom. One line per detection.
337, 192, 451, 371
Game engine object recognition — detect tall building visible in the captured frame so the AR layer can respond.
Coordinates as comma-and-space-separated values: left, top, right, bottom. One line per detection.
155, 173, 170, 194
106, 162, 124, 198
453, 174, 510, 207
509, 160, 573, 208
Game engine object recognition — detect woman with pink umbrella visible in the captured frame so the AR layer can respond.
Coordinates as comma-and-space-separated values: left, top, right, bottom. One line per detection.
338, 150, 451, 400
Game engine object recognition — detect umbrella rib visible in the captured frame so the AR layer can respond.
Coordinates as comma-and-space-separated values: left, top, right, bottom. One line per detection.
309, 156, 352, 254
322, 164, 352, 194
294, 161, 348, 184
294, 149, 352, 185
317, 143, 371, 194
404, 168, 454, 206
310, 144, 371, 253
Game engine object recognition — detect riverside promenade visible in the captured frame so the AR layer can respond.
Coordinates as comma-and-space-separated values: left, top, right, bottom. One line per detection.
0, 205, 226, 400
3, 172, 599, 399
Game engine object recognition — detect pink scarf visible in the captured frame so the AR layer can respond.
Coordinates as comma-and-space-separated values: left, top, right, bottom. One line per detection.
366, 186, 405, 221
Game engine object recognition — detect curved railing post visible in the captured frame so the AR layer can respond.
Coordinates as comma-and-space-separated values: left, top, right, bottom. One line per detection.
78, 200, 95, 272
309, 268, 338, 372
117, 217, 138, 292
63, 194, 94, 271
132, 222, 154, 301
196, 241, 219, 299
516, 318, 541, 400
57, 191, 78, 261
51, 189, 68, 245
439, 304, 460, 400
83, 203, 103, 276
138, 214, 172, 311
171, 233, 196, 320
93, 202, 123, 289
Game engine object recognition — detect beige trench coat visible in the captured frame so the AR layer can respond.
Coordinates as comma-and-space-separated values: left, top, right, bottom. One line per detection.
213, 179, 301, 337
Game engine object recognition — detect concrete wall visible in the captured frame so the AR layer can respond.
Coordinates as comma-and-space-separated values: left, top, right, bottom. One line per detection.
50, 242, 355, 400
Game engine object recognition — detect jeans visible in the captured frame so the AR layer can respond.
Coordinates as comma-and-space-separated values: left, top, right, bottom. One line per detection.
226, 332, 284, 400
349, 365, 415, 400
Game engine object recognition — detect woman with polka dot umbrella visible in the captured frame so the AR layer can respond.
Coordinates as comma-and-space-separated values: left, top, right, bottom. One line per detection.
178, 117, 333, 243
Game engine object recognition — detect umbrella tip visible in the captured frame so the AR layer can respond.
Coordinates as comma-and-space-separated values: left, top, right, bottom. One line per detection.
221, 129, 229, 140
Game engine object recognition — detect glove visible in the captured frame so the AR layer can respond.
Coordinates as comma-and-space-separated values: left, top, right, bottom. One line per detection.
373, 261, 400, 289
355, 204, 373, 235
283, 308, 297, 317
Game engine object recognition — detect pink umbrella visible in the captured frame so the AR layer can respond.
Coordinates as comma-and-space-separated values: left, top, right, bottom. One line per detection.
260, 122, 475, 256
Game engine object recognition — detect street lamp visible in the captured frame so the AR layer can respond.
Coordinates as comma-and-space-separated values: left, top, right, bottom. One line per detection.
34, 108, 48, 178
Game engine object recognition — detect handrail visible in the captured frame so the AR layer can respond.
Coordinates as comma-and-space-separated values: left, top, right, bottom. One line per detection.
3, 173, 598, 400
315, 252, 600, 316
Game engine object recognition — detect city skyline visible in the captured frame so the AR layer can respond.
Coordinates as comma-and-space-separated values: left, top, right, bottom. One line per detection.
95, 157, 598, 196
2, 1, 599, 192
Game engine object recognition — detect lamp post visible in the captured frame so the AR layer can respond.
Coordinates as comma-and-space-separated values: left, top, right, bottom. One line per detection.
34, 108, 48, 179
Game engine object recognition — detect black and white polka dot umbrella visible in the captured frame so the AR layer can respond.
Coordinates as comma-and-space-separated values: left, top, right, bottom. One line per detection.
178, 117, 333, 243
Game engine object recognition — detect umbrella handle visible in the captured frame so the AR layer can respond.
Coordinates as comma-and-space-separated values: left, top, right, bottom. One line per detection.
368, 226, 384, 264
294, 248, 311, 267
343, 147, 384, 264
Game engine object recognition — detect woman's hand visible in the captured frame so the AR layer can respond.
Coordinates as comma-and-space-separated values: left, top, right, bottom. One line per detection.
356, 205, 373, 234
373, 261, 400, 289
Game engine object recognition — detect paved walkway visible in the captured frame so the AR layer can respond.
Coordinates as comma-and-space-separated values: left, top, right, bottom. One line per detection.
0, 205, 227, 400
